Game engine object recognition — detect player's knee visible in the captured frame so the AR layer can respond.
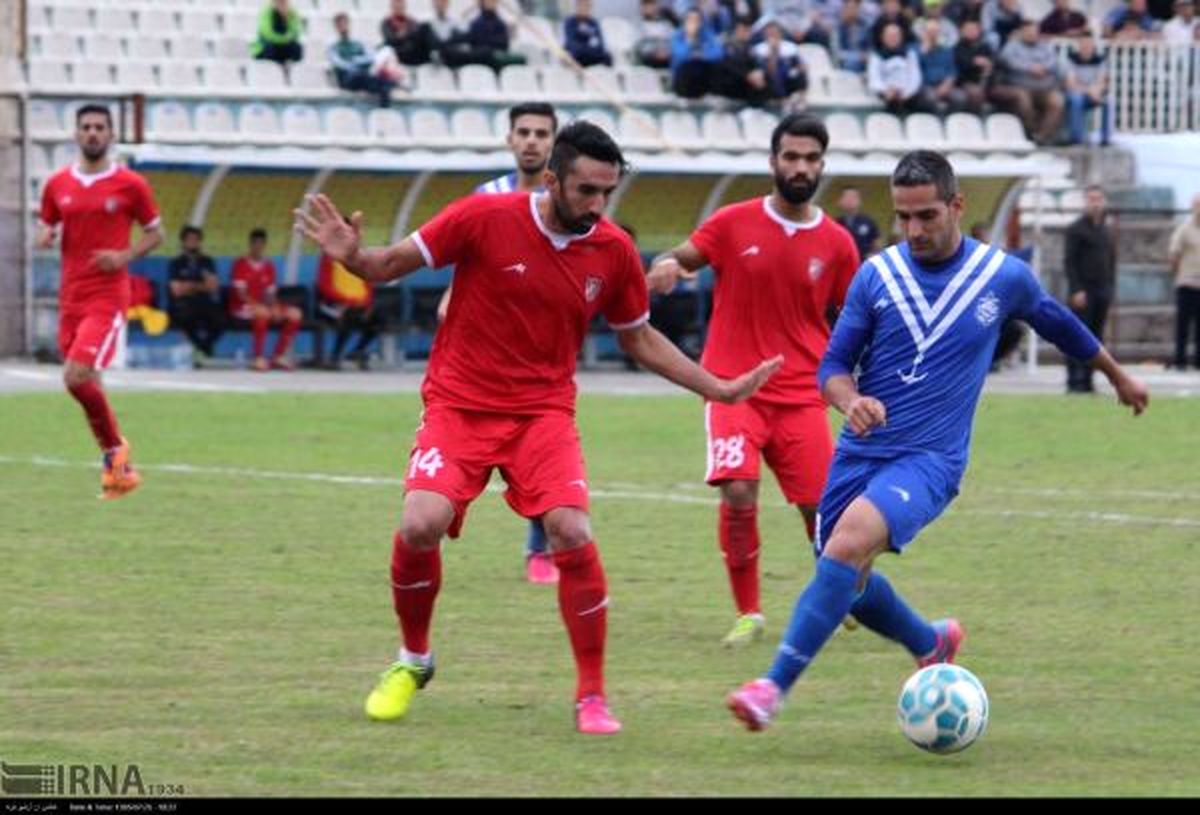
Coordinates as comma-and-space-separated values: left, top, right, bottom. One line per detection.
821, 527, 876, 571
399, 513, 447, 549
543, 512, 592, 551
720, 480, 757, 508
62, 364, 92, 389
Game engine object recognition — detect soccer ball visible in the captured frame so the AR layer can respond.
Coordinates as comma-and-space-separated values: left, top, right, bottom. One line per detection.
897, 664, 989, 754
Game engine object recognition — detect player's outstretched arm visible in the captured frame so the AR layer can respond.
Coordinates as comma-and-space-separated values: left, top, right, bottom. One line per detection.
822, 373, 887, 437
646, 240, 706, 295
294, 194, 425, 283
1091, 346, 1150, 416
617, 322, 782, 403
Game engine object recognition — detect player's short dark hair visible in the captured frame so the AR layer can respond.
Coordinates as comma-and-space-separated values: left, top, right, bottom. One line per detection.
75, 104, 112, 128
1085, 183, 1105, 195
249, 228, 267, 242
508, 102, 557, 133
892, 150, 958, 202
770, 113, 829, 156
180, 225, 203, 241
548, 120, 627, 179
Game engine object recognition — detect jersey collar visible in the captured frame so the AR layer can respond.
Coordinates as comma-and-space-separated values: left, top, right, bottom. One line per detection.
70, 162, 119, 188
529, 192, 595, 251
762, 196, 823, 237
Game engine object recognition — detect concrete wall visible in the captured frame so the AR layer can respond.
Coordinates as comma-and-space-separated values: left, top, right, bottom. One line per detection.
0, 0, 26, 356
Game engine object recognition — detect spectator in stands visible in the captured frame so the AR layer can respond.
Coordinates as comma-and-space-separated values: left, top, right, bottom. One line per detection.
229, 228, 302, 372
425, 0, 469, 64
167, 225, 224, 366
799, 0, 840, 48
867, 21, 924, 113
997, 19, 1065, 145
753, 20, 810, 109
1040, 0, 1088, 37
1163, 0, 1199, 42
1104, 0, 1162, 39
953, 17, 995, 112
987, 0, 1024, 48
834, 186, 881, 259
916, 18, 967, 112
252, 0, 305, 65
330, 13, 405, 108
449, 0, 525, 71
714, 17, 771, 103
564, 0, 613, 67
316, 246, 385, 370
1065, 32, 1111, 146
671, 7, 725, 98
871, 0, 915, 48
1063, 186, 1117, 393
635, 0, 679, 68
836, 0, 874, 72
381, 0, 433, 66
945, 0, 985, 27
913, 0, 959, 48
1169, 194, 1200, 369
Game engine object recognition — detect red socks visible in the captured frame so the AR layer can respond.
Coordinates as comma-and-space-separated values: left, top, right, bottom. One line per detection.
719, 502, 761, 616
553, 542, 608, 700
273, 316, 300, 359
67, 379, 121, 450
390, 532, 441, 655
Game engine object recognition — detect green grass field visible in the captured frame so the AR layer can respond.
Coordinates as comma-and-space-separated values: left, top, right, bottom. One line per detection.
2, 390, 1198, 796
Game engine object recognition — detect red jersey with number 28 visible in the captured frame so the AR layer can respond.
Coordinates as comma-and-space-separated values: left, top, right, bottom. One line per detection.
414, 192, 649, 415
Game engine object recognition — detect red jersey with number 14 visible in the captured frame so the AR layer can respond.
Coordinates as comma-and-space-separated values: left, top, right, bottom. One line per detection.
39, 164, 160, 311
414, 192, 649, 415
692, 197, 860, 406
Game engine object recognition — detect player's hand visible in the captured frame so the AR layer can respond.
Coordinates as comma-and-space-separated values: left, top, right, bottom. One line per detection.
646, 256, 697, 295
1069, 291, 1087, 311
436, 286, 452, 323
846, 396, 887, 437
712, 354, 784, 404
35, 225, 56, 250
294, 194, 363, 267
92, 249, 130, 272
1114, 374, 1149, 416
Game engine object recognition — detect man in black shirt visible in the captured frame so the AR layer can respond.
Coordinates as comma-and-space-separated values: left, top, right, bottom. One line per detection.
167, 225, 225, 365
1064, 185, 1117, 392
834, 186, 880, 261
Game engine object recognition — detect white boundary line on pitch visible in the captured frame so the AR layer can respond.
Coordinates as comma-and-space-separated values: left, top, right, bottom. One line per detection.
1, 367, 268, 394
2, 454, 1199, 529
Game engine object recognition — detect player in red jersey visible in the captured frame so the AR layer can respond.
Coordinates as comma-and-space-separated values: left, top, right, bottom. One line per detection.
296, 122, 782, 734
36, 104, 162, 499
228, 228, 302, 371
647, 114, 861, 648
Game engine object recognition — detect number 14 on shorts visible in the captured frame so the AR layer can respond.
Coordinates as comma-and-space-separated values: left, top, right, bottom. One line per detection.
409, 448, 446, 478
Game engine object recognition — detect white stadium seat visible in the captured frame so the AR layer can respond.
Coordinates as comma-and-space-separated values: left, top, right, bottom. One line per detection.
28, 100, 64, 140
281, 103, 325, 144
583, 65, 623, 101
450, 107, 496, 149
660, 110, 705, 151
49, 5, 91, 33
824, 111, 865, 150
148, 101, 192, 140
367, 108, 410, 143
904, 112, 946, 148
84, 34, 124, 62
193, 101, 238, 141
574, 108, 618, 138
127, 36, 170, 62
215, 36, 252, 61
457, 64, 498, 99
618, 108, 661, 150
174, 38, 210, 61
541, 67, 584, 102
137, 8, 178, 36
28, 60, 73, 92
499, 65, 540, 97
599, 16, 635, 59
288, 63, 334, 93
72, 62, 115, 90
985, 113, 1033, 151
415, 64, 457, 100
35, 33, 80, 61
944, 112, 988, 150
238, 102, 283, 141
326, 106, 370, 146
159, 61, 202, 92
829, 69, 877, 106
114, 61, 155, 92
247, 59, 289, 92
95, 8, 136, 34
622, 65, 667, 103
202, 61, 245, 93
864, 111, 906, 150
409, 108, 452, 146
740, 108, 779, 148
701, 110, 745, 151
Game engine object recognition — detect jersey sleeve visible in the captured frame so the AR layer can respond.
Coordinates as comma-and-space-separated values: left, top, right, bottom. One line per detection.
1009, 259, 1100, 361
689, 206, 729, 272
413, 195, 480, 269
131, 173, 161, 229
39, 177, 61, 226
830, 224, 862, 308
818, 263, 876, 388
604, 238, 651, 331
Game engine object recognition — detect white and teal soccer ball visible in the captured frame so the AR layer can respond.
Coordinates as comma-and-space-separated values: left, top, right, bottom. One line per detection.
897, 664, 989, 754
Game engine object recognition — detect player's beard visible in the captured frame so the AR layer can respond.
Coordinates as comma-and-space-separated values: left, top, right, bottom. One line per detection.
517, 155, 547, 176
552, 192, 598, 235
81, 141, 108, 162
775, 171, 819, 206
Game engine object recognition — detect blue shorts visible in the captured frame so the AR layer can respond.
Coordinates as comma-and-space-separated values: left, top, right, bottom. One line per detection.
814, 450, 961, 554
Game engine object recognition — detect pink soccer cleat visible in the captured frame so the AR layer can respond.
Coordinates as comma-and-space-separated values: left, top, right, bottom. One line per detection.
917, 619, 965, 668
726, 678, 782, 732
525, 552, 560, 585
575, 695, 622, 735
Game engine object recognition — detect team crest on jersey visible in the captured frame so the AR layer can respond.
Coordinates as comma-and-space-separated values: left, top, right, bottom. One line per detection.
585, 276, 603, 302
104, 197, 120, 214
60, 196, 73, 207
975, 291, 1000, 326
808, 257, 825, 281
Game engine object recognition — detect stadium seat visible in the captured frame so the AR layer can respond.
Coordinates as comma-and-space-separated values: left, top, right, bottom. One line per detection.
202, 61, 245, 93
214, 36, 251, 61
618, 108, 661, 150
829, 69, 878, 106
127, 36, 169, 62
148, 100, 192, 140
281, 103, 325, 145
35, 32, 80, 60
739, 108, 779, 148
179, 9, 222, 36
513, 14, 557, 50
599, 16, 635, 61
985, 113, 1034, 151
798, 43, 833, 81
174, 38, 210, 62
28, 100, 64, 140
28, 60, 73, 92
583, 64, 623, 101
499, 65, 540, 97
491, 108, 510, 141
367, 108, 410, 143
575, 107, 618, 137
237, 102, 283, 142
84, 34, 123, 62
824, 111, 865, 150
49, 5, 91, 33
904, 113, 946, 148
409, 108, 452, 147
622, 65, 667, 103
541, 67, 584, 102
326, 106, 370, 147
945, 112, 988, 150
660, 110, 705, 152
289, 63, 334, 94
450, 107, 496, 149
96, 7, 136, 34
136, 8, 177, 35
223, 10, 260, 37
457, 64, 498, 99
701, 111, 745, 152
73, 61, 116, 90
247, 59, 289, 92
159, 61, 202, 93
864, 112, 906, 151
416, 64, 457, 100
114, 61, 155, 92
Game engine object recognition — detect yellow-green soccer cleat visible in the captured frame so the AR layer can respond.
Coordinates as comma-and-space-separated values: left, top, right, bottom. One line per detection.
364, 659, 435, 721
721, 613, 766, 648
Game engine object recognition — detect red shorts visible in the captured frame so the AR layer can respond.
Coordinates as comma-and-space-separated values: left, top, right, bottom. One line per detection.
404, 404, 589, 538
704, 398, 833, 506
58, 306, 125, 370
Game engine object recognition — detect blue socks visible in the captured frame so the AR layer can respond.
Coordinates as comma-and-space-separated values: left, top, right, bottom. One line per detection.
525, 519, 548, 556
849, 572, 937, 658
766, 557, 859, 693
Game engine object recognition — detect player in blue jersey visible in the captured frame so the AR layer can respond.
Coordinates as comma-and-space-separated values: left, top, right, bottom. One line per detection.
727, 150, 1149, 731
437, 102, 562, 584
